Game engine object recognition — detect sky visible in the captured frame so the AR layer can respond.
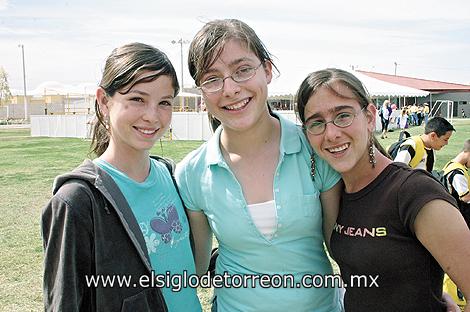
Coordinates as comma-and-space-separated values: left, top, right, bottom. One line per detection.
1, 0, 470, 96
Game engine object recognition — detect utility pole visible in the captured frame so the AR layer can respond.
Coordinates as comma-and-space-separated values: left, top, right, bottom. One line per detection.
394, 62, 398, 76
171, 38, 189, 91
18, 44, 28, 120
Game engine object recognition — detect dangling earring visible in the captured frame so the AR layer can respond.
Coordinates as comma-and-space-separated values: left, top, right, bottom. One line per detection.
104, 115, 110, 130
368, 136, 376, 168
310, 153, 316, 180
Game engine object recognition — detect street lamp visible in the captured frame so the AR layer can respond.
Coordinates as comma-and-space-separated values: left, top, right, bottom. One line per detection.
18, 44, 28, 120
171, 38, 189, 91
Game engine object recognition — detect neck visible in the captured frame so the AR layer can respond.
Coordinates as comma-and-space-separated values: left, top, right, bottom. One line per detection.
100, 141, 150, 182
454, 152, 468, 167
220, 113, 280, 156
342, 150, 392, 193
420, 134, 432, 149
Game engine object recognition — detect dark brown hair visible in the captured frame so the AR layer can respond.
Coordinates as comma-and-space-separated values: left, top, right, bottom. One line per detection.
295, 68, 387, 155
90, 42, 179, 156
188, 19, 278, 131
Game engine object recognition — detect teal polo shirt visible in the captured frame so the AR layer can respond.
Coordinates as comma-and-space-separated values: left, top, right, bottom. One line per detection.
175, 113, 342, 312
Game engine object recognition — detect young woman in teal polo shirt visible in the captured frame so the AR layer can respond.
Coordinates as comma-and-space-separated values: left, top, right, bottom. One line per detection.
175, 19, 343, 311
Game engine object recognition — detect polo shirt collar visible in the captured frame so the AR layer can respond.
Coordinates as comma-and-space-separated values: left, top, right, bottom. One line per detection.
276, 112, 301, 155
206, 125, 225, 166
205, 112, 302, 167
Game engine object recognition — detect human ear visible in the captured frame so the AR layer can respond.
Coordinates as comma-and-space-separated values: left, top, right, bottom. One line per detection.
366, 103, 377, 132
263, 61, 273, 84
96, 87, 110, 116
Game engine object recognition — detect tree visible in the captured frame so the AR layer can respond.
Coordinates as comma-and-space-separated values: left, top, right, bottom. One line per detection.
0, 67, 13, 106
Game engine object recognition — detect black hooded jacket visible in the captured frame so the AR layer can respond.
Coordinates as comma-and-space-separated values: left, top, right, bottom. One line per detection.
41, 159, 168, 312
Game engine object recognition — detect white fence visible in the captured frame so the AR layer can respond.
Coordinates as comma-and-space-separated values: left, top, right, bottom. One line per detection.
31, 115, 92, 138
31, 111, 300, 140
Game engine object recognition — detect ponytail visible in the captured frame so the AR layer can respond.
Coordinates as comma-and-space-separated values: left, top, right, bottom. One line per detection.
89, 99, 110, 157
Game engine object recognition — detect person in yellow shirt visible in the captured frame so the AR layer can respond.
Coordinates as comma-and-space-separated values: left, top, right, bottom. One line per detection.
444, 139, 470, 227
394, 116, 455, 172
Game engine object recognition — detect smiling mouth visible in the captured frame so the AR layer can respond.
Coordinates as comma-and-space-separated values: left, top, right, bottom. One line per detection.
326, 143, 349, 154
134, 127, 158, 136
224, 98, 250, 111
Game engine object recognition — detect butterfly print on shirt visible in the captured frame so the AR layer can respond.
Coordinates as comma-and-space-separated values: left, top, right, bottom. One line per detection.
150, 204, 182, 243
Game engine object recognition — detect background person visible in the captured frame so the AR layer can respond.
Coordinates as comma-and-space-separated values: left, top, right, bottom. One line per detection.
399, 108, 409, 129
442, 139, 470, 310
379, 100, 392, 139
423, 103, 430, 125
42, 43, 201, 312
443, 139, 470, 227
295, 68, 470, 312
176, 19, 343, 312
393, 116, 455, 172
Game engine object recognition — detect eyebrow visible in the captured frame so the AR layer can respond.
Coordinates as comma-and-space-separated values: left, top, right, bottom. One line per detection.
127, 90, 174, 100
203, 57, 257, 75
305, 105, 356, 122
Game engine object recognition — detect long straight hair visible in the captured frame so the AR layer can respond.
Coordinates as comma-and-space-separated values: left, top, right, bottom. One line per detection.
90, 43, 179, 156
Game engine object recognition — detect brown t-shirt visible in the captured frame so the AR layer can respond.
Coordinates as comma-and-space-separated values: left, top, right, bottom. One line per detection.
331, 163, 457, 312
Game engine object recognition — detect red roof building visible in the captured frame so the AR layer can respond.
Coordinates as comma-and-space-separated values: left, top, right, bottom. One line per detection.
357, 70, 470, 93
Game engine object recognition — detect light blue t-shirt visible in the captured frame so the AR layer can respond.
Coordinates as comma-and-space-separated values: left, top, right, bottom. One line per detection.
176, 114, 342, 312
95, 158, 201, 312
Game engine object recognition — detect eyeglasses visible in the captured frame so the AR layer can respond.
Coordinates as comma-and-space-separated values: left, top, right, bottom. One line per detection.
199, 63, 263, 93
303, 106, 367, 135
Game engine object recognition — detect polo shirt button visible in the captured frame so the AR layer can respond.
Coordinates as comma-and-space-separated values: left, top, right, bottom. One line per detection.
277, 205, 281, 209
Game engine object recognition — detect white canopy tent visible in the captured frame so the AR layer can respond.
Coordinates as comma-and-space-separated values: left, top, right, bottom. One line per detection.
347, 70, 429, 131
11, 81, 98, 96
351, 70, 429, 98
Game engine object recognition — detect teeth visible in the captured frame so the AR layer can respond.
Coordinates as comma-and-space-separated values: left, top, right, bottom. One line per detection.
328, 144, 349, 153
137, 128, 156, 135
225, 98, 249, 110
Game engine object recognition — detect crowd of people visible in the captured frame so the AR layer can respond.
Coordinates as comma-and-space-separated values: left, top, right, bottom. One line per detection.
40, 19, 470, 312
395, 103, 431, 128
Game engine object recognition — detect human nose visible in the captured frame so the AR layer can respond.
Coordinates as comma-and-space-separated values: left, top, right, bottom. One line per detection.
221, 75, 241, 97
323, 120, 342, 140
142, 102, 160, 123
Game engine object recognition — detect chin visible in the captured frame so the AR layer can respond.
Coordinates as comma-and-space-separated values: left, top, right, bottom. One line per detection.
328, 160, 354, 174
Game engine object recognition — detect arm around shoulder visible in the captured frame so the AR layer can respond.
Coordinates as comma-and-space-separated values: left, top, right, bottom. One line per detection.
42, 182, 94, 311
320, 180, 343, 253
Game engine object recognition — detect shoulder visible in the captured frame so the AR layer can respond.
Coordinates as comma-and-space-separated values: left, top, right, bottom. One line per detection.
46, 178, 96, 220
395, 166, 455, 203
150, 156, 174, 175
402, 137, 417, 146
176, 142, 210, 174
389, 163, 433, 183
399, 137, 419, 151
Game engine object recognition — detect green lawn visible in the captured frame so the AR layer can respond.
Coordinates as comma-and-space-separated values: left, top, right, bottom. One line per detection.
0, 130, 204, 311
1, 119, 469, 311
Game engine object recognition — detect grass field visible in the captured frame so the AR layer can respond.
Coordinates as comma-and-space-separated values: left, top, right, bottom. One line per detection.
0, 130, 204, 311
1, 119, 469, 311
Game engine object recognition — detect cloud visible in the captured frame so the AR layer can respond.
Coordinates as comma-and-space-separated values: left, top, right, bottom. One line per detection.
0, 0, 8, 10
